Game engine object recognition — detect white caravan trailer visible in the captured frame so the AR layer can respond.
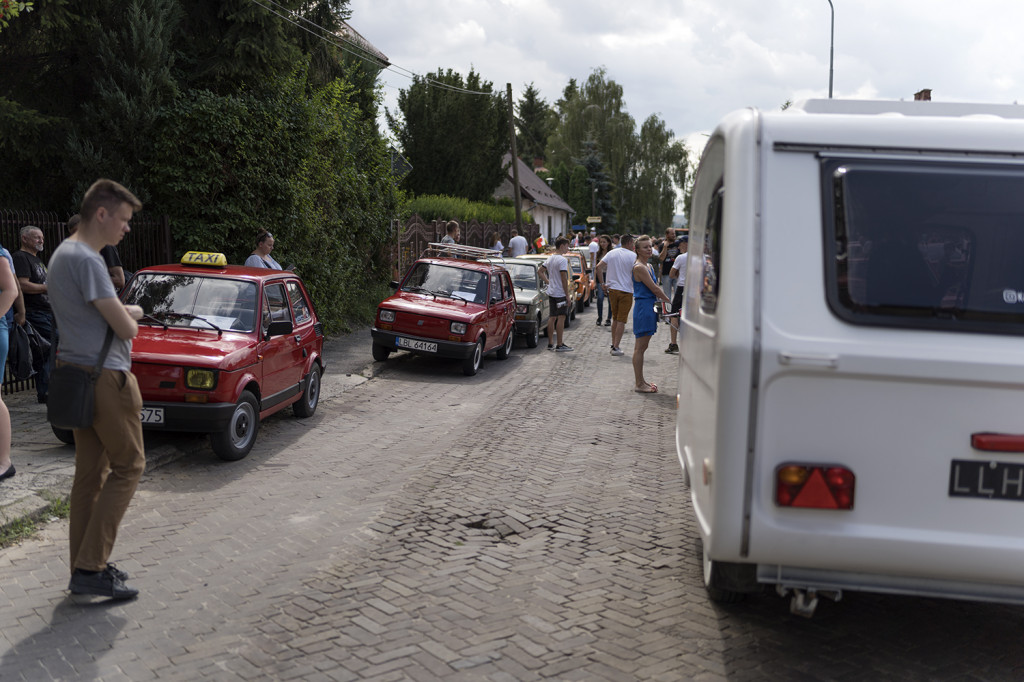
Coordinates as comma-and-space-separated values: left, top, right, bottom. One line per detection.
677, 99, 1024, 616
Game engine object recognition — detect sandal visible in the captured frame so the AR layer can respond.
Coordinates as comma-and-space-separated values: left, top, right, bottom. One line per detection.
634, 383, 658, 394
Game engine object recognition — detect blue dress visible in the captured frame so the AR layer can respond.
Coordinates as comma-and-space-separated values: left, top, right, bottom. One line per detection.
633, 264, 659, 338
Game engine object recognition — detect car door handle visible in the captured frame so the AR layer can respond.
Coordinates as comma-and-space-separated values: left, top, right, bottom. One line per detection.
293, 335, 302, 343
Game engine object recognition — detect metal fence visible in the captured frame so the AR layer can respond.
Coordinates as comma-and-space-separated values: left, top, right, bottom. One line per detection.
0, 209, 173, 394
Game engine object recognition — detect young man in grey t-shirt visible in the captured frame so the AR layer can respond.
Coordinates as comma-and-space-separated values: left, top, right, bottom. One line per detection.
49, 179, 145, 600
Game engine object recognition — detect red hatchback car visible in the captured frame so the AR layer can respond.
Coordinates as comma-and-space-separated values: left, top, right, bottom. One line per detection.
371, 244, 516, 376
115, 252, 325, 460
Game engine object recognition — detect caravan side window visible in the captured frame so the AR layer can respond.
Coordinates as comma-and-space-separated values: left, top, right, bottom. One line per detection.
824, 158, 1024, 335
700, 183, 725, 313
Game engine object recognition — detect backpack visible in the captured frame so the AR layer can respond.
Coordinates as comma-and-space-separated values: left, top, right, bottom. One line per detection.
8, 323, 33, 380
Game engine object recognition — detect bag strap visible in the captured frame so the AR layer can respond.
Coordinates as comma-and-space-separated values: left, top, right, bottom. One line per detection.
90, 327, 115, 381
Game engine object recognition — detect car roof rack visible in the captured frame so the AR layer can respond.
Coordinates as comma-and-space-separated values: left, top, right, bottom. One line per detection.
423, 243, 499, 260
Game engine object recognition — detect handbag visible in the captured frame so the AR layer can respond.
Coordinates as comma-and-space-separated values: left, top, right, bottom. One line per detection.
46, 328, 114, 430
7, 323, 32, 380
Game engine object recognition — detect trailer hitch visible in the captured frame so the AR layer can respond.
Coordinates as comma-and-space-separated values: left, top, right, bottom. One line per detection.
776, 585, 842, 618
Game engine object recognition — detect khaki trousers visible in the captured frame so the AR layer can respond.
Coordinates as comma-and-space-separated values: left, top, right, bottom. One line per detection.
68, 369, 145, 573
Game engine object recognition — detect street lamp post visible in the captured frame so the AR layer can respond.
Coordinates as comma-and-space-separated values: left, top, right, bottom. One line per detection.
826, 0, 834, 98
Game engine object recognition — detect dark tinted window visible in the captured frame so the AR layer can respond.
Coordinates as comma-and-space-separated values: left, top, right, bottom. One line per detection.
825, 159, 1024, 333
700, 184, 724, 313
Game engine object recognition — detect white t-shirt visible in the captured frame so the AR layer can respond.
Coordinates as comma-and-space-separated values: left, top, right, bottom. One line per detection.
671, 253, 688, 289
544, 253, 569, 298
601, 248, 637, 293
588, 240, 599, 268
508, 235, 528, 257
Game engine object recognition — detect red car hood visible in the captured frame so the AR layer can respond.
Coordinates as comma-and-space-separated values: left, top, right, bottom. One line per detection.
132, 327, 257, 370
381, 292, 485, 322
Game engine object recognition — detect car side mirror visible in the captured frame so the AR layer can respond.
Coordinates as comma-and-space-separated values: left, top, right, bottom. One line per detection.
267, 320, 293, 338
389, 280, 400, 290
490, 297, 498, 306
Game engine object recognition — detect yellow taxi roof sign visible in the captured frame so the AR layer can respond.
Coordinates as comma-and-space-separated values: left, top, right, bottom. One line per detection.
181, 251, 228, 267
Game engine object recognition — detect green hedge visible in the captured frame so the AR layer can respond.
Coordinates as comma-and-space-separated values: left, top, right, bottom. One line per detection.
146, 70, 403, 332
405, 194, 531, 224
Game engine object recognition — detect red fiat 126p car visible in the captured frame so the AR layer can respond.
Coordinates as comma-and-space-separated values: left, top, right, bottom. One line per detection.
113, 251, 325, 460
371, 243, 516, 376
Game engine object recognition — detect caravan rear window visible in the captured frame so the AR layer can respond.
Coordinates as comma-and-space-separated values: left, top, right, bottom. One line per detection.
823, 158, 1024, 334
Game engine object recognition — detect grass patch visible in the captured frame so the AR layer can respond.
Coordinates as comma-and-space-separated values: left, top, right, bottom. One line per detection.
0, 492, 70, 549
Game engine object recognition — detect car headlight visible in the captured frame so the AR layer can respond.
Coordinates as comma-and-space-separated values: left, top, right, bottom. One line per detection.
185, 368, 218, 390
450, 321, 467, 334
379, 309, 395, 323
515, 304, 528, 314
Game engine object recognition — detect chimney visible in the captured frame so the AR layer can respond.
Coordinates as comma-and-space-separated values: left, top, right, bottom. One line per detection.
914, 89, 932, 101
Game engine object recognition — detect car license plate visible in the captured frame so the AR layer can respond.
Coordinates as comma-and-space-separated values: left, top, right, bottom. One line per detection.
396, 337, 437, 353
949, 459, 1024, 501
140, 406, 164, 424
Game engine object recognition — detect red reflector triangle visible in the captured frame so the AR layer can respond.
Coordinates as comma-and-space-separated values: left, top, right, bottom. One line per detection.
791, 469, 839, 509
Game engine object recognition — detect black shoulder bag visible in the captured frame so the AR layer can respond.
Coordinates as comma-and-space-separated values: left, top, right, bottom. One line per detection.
47, 328, 115, 430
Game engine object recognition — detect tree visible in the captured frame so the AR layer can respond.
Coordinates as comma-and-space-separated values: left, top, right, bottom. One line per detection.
0, 1, 33, 32
515, 83, 553, 164
574, 140, 615, 228
388, 67, 508, 202
623, 114, 689, 232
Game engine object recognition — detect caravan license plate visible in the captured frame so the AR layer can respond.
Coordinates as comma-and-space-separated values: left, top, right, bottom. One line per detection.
949, 459, 1024, 501
396, 337, 437, 353
140, 406, 164, 424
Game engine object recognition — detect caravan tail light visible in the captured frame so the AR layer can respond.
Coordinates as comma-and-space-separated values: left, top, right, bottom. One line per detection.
775, 464, 855, 510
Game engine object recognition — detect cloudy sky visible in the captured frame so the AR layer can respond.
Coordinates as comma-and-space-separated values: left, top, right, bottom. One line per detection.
348, 0, 1024, 158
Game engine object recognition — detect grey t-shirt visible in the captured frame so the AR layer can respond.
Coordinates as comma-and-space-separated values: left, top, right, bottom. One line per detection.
48, 240, 132, 371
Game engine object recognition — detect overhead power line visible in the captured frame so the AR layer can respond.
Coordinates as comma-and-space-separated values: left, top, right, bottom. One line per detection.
247, 0, 496, 97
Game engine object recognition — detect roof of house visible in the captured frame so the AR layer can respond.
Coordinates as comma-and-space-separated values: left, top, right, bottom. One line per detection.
495, 153, 574, 215
339, 21, 389, 68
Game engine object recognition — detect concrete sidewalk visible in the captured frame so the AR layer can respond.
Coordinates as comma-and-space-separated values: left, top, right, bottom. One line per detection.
0, 325, 378, 534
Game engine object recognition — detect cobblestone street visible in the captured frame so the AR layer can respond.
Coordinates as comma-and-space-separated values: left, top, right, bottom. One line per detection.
2, 312, 1024, 680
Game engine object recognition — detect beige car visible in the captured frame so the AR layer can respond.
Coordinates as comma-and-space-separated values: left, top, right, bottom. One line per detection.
515, 254, 577, 327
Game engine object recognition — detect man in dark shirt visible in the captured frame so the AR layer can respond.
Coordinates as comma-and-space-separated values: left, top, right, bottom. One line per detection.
13, 225, 53, 403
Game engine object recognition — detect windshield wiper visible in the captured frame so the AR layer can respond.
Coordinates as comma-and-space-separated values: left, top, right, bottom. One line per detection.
160, 311, 223, 335
139, 313, 168, 329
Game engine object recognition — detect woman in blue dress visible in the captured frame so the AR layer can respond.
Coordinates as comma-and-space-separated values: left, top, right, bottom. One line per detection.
631, 235, 673, 393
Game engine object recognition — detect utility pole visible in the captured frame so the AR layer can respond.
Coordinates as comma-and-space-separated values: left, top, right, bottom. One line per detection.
506, 83, 523, 235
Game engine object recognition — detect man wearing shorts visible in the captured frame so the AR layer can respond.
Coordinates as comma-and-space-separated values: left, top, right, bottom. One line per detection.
539, 237, 573, 352
595, 234, 636, 356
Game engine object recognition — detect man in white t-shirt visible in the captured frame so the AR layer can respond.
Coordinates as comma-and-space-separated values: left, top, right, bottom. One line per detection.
594, 234, 637, 356
665, 237, 688, 354
538, 237, 573, 352
588, 235, 599, 271
508, 229, 528, 257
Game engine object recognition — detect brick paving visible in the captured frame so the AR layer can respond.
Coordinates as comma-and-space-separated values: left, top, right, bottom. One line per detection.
2, 310, 1024, 680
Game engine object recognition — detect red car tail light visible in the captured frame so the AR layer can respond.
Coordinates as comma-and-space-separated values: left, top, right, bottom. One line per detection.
775, 464, 855, 510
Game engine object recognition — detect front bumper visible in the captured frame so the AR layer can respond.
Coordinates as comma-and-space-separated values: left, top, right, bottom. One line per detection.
371, 328, 478, 360
140, 401, 238, 433
513, 318, 539, 336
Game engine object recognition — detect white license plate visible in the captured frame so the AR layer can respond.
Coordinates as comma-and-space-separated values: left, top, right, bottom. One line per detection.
396, 337, 438, 353
140, 407, 164, 424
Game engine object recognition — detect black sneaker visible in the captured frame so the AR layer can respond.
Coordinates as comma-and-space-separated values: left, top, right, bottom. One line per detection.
604, 319, 611, 326
665, 343, 679, 354
555, 344, 574, 352
68, 566, 138, 600
547, 344, 555, 351
106, 563, 129, 581
596, 319, 602, 326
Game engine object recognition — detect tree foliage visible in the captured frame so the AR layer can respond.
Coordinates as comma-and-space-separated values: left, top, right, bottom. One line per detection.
515, 83, 554, 163
0, 0, 402, 330
387, 67, 508, 202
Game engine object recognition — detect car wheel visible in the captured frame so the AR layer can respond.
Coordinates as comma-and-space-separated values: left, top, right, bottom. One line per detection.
462, 338, 483, 376
372, 343, 391, 362
496, 328, 513, 360
525, 321, 539, 348
52, 425, 75, 445
570, 303, 576, 321
577, 295, 585, 313
699, 538, 750, 604
293, 364, 321, 418
210, 390, 260, 461
584, 291, 591, 307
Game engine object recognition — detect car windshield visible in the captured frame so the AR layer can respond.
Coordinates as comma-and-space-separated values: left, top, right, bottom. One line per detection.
403, 263, 488, 303
567, 257, 583, 274
501, 262, 540, 290
123, 274, 258, 332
